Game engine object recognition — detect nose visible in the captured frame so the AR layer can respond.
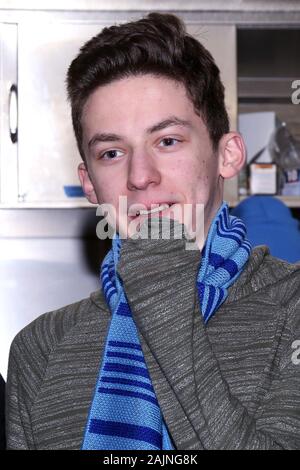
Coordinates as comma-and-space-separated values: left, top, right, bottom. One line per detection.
127, 150, 161, 191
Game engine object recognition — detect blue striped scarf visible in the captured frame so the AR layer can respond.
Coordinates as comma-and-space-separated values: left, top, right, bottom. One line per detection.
82, 202, 251, 450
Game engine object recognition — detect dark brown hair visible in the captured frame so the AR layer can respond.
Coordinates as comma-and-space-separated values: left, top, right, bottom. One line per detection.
67, 12, 229, 160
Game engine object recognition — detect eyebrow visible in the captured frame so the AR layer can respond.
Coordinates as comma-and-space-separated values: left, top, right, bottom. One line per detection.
147, 116, 192, 134
88, 116, 192, 149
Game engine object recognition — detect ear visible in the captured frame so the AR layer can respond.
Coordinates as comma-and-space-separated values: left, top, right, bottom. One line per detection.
218, 132, 246, 179
78, 162, 98, 204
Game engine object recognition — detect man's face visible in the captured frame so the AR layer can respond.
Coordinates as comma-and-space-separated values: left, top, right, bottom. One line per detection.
79, 74, 225, 243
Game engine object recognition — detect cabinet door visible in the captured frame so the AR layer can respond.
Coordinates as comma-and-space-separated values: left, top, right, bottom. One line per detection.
17, 22, 107, 204
0, 23, 18, 205
187, 24, 238, 203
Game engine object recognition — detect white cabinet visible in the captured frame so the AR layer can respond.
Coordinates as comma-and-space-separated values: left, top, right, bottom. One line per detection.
17, 22, 111, 205
0, 15, 238, 207
1, 22, 111, 206
0, 23, 18, 205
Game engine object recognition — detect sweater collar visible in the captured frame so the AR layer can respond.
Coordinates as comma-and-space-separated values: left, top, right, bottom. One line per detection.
225, 245, 300, 303
90, 244, 299, 311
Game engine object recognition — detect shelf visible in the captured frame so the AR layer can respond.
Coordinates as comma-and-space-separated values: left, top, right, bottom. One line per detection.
0, 206, 99, 238
0, 200, 94, 209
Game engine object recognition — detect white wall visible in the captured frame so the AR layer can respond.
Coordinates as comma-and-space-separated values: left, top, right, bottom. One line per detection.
0, 237, 101, 379
1, 0, 300, 11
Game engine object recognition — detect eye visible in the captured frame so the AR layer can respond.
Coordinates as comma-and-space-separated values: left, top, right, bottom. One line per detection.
99, 149, 123, 160
159, 137, 181, 147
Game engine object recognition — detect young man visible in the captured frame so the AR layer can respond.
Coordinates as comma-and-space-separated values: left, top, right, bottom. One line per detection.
6, 13, 300, 450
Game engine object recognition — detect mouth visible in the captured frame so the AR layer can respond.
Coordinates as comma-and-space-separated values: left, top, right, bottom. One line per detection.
136, 203, 170, 216
128, 202, 174, 219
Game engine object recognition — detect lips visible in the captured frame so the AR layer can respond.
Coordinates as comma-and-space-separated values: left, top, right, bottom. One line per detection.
137, 203, 170, 216
128, 202, 174, 218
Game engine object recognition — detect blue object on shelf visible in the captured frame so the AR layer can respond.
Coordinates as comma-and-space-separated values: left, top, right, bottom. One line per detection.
63, 185, 85, 198
231, 195, 300, 263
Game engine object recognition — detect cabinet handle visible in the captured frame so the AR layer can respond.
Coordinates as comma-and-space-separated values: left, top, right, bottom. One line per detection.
9, 84, 18, 143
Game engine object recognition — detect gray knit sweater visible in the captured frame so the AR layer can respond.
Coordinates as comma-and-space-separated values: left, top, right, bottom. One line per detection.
5, 240, 300, 450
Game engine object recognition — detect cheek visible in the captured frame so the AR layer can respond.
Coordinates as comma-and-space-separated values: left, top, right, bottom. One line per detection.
98, 188, 120, 206
171, 155, 203, 177
90, 177, 114, 205
188, 158, 218, 198
190, 159, 207, 182
88, 166, 122, 205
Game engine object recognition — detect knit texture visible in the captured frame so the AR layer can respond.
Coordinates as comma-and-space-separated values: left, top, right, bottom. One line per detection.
82, 235, 173, 450
5, 245, 300, 449
82, 203, 251, 450
197, 202, 251, 322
